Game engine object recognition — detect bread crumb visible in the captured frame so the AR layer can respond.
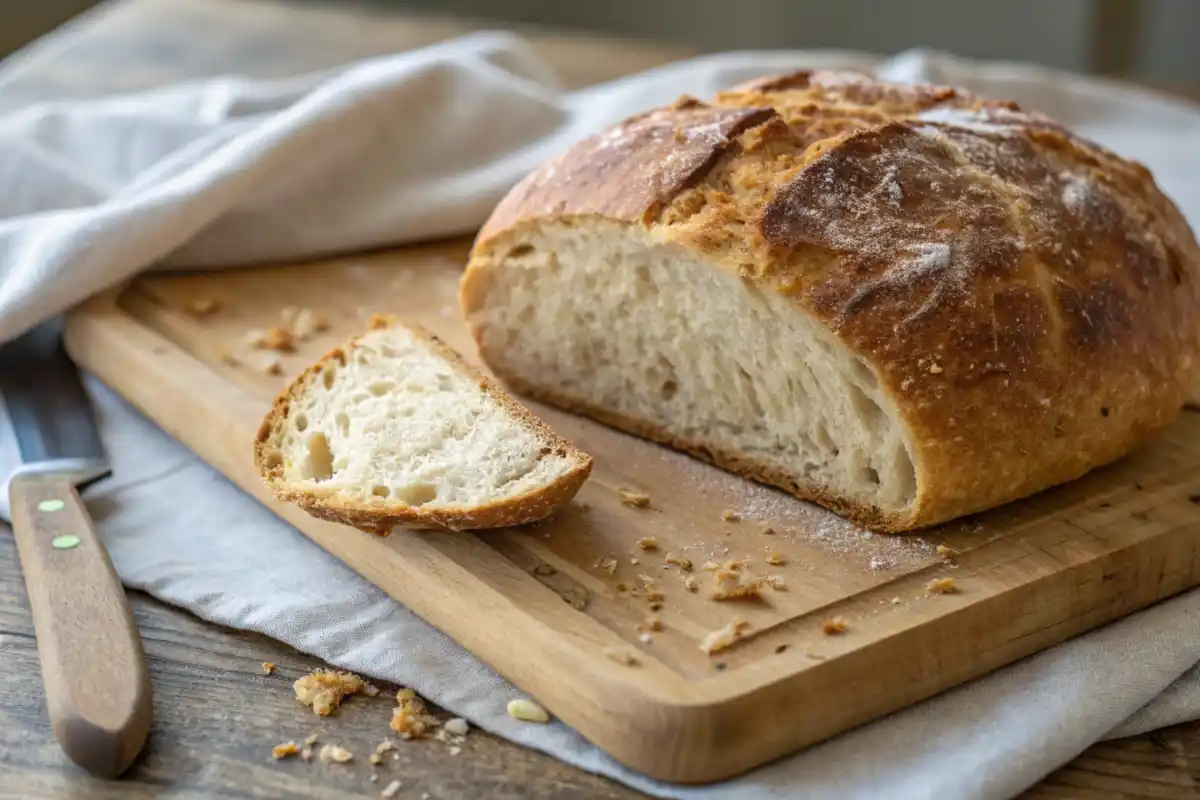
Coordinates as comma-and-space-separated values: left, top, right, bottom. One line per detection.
701, 561, 721, 572
319, 744, 353, 763
891, 596, 901, 604
700, 618, 751, 655
927, 577, 958, 594
507, 698, 550, 723
391, 688, 440, 739
721, 509, 741, 522
305, 732, 319, 746
300, 746, 313, 762
262, 662, 275, 675
929, 363, 943, 374
381, 779, 403, 798
712, 567, 763, 601
636, 536, 659, 551
594, 555, 618, 575
370, 773, 378, 783
188, 298, 220, 316
664, 552, 693, 571
822, 617, 849, 635
760, 524, 776, 535
603, 647, 640, 666
294, 669, 369, 716
683, 574, 699, 592
765, 574, 787, 591
369, 752, 382, 765
259, 354, 284, 375
936, 544, 957, 557
218, 350, 241, 367
375, 739, 395, 755
642, 615, 663, 632
291, 307, 330, 340
443, 717, 469, 737
619, 488, 651, 508
765, 551, 786, 566
638, 632, 653, 644
272, 741, 299, 759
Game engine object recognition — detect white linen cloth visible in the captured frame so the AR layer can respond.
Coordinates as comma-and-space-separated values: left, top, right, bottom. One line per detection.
2, 30, 1200, 799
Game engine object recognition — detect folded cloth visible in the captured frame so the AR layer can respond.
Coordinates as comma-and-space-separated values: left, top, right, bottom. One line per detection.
2, 31, 1200, 800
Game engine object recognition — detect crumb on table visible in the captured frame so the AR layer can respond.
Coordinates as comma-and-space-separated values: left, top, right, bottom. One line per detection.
391, 687, 441, 739
821, 617, 849, 635
318, 744, 353, 763
636, 536, 659, 551
272, 741, 299, 760
293, 668, 372, 716
262, 661, 275, 675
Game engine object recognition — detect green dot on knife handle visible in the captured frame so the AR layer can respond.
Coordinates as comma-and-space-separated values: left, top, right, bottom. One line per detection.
52, 535, 81, 550
38, 499, 66, 512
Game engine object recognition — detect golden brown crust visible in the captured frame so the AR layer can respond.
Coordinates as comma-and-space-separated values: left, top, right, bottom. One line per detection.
462, 70, 1200, 532
253, 316, 593, 534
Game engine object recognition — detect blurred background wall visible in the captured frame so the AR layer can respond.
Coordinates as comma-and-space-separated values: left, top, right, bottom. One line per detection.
3, 0, 1199, 83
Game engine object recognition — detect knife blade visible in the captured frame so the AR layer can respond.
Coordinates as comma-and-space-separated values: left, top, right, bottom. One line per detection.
0, 320, 152, 778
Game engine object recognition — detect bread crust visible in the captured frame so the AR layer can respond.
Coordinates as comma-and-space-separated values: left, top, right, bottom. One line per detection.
254, 316, 593, 534
462, 69, 1200, 532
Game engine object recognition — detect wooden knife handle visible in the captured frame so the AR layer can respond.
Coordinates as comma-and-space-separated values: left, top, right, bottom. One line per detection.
9, 472, 152, 778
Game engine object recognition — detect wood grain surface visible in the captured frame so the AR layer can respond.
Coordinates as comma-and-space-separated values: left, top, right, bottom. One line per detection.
1, 0, 1199, 796
64, 240, 1200, 783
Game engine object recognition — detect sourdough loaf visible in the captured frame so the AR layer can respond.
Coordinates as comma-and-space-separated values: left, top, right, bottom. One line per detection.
460, 70, 1200, 532
254, 316, 592, 533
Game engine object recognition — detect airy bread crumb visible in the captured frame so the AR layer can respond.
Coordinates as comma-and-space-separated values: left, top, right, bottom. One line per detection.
381, 779, 403, 798
711, 568, 763, 601
619, 488, 651, 508
272, 741, 299, 760
292, 307, 331, 340
636, 536, 659, 550
683, 574, 699, 592
700, 618, 750, 655
821, 617, 849, 635
391, 688, 440, 739
721, 509, 741, 522
293, 668, 369, 716
262, 662, 275, 675
765, 551, 786, 565
765, 574, 787, 590
318, 744, 353, 763
927, 576, 958, 594
594, 555, 618, 575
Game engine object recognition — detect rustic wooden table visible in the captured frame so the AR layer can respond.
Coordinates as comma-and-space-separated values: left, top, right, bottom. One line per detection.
1, 1, 1198, 797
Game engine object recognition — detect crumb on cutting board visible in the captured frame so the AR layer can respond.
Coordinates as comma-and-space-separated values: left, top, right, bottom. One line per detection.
293, 668, 372, 716
188, 298, 220, 316
765, 551, 786, 566
700, 618, 750, 655
603, 646, 640, 667
711, 568, 763, 601
721, 509, 741, 522
618, 488, 651, 508
636, 536, 659, 551
318, 744, 353, 763
664, 552, 693, 571
821, 617, 849, 635
927, 576, 958, 594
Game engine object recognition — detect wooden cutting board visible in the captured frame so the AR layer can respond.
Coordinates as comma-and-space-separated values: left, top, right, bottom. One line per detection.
64, 239, 1200, 784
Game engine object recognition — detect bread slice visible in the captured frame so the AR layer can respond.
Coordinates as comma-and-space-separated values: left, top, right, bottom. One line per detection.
254, 316, 593, 533
460, 70, 1200, 532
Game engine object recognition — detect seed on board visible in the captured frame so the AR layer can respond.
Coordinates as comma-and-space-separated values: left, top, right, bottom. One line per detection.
506, 698, 550, 723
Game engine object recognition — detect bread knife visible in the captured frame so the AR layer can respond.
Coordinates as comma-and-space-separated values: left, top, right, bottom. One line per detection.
0, 321, 152, 777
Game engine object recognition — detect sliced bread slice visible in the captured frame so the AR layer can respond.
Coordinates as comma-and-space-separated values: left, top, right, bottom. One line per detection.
254, 315, 593, 533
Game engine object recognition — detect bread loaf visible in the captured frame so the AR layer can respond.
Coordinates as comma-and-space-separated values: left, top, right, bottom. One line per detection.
460, 70, 1200, 532
254, 316, 592, 533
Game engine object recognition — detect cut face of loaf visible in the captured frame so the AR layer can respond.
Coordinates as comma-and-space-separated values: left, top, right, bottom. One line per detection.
254, 317, 592, 533
466, 227, 916, 518
461, 70, 1200, 532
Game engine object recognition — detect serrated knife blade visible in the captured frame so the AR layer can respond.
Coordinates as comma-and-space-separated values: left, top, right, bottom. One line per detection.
0, 318, 151, 776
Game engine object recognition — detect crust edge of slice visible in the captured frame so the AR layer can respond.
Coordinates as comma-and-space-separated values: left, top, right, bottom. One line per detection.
253, 315, 593, 534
